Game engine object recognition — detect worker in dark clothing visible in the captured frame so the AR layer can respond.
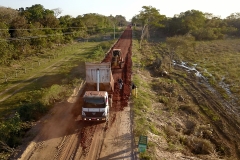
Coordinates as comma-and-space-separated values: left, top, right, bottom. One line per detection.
118, 78, 123, 89
131, 82, 137, 97
132, 83, 136, 90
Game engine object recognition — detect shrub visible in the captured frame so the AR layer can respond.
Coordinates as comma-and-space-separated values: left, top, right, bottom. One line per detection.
0, 112, 21, 147
93, 46, 104, 57
135, 117, 148, 137
140, 151, 154, 160
159, 96, 169, 104
183, 120, 196, 135
149, 123, 160, 135
99, 41, 113, 51
41, 84, 68, 105
18, 101, 47, 121
185, 136, 214, 154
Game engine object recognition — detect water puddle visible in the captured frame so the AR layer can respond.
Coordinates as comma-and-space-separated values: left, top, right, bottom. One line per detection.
173, 60, 238, 115
219, 77, 232, 96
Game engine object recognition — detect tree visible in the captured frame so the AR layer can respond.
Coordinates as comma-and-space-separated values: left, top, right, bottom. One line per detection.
71, 15, 85, 30
166, 35, 195, 69
166, 10, 228, 40
20, 4, 54, 24
0, 112, 21, 147
52, 8, 62, 18
225, 13, 240, 36
135, 6, 165, 48
9, 15, 30, 59
0, 22, 10, 38
82, 13, 109, 34
0, 7, 18, 26
131, 15, 141, 27
9, 16, 28, 38
180, 10, 206, 33
41, 14, 59, 28
165, 16, 183, 36
59, 15, 73, 29
115, 15, 127, 27
0, 40, 13, 65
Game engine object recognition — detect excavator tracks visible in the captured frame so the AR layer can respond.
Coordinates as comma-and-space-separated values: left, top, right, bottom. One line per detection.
172, 71, 240, 158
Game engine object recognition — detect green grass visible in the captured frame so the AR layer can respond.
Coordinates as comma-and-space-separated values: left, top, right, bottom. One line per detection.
0, 40, 116, 117
201, 105, 220, 121
176, 39, 240, 103
132, 30, 240, 159
149, 122, 160, 135
0, 38, 117, 159
132, 39, 163, 159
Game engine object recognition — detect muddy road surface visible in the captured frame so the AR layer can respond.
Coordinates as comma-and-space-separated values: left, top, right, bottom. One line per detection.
13, 26, 134, 160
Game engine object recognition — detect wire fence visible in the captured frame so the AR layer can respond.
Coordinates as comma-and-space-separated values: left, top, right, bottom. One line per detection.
0, 30, 124, 85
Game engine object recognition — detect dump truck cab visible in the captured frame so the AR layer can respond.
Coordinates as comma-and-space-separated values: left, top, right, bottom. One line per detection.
112, 49, 124, 68
82, 91, 111, 121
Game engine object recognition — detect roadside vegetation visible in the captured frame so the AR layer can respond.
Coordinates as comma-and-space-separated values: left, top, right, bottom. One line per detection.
132, 28, 240, 159
0, 4, 127, 158
131, 6, 240, 109
1, 3, 240, 160
0, 39, 117, 159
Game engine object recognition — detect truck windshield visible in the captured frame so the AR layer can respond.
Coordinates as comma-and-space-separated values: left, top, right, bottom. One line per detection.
84, 97, 106, 108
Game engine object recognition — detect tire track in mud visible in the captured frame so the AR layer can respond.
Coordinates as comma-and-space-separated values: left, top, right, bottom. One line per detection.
80, 123, 99, 157
54, 129, 81, 160
172, 72, 240, 159
83, 122, 108, 160
24, 141, 45, 160
80, 26, 132, 159
15, 28, 132, 160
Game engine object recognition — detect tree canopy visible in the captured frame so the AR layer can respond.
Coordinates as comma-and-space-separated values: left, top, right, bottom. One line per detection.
132, 7, 240, 41
1, 4, 240, 65
0, 5, 128, 65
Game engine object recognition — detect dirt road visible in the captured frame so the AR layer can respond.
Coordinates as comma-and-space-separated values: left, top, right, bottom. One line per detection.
13, 26, 134, 160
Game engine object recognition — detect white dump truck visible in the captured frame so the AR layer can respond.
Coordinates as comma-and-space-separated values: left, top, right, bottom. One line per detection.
80, 62, 114, 121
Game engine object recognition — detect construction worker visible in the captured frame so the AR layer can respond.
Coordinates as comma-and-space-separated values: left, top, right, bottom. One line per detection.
132, 83, 136, 90
131, 82, 137, 97
118, 78, 123, 89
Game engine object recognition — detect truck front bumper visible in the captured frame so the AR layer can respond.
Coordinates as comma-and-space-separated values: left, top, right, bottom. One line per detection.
82, 116, 107, 121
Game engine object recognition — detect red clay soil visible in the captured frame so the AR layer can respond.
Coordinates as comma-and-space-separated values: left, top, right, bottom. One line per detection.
102, 25, 132, 111
80, 26, 133, 156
